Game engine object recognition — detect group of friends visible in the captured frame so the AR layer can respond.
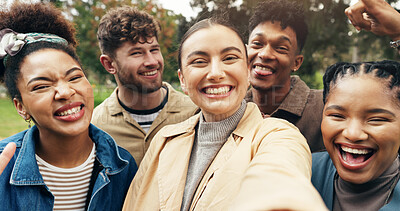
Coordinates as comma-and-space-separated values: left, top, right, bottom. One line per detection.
0, 0, 399, 210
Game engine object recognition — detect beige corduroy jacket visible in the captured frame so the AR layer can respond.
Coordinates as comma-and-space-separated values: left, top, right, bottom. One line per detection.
123, 103, 327, 211
91, 82, 198, 165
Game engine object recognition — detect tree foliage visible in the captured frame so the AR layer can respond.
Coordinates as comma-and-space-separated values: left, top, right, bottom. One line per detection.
39, 0, 399, 88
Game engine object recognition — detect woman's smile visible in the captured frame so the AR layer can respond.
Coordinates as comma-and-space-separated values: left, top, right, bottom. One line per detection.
179, 24, 248, 122
202, 85, 233, 97
54, 102, 85, 122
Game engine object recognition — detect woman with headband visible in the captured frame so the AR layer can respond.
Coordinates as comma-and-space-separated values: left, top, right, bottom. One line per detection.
0, 2, 137, 210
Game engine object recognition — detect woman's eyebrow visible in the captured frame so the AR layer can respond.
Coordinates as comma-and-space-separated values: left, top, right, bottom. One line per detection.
221, 46, 242, 54
187, 50, 208, 59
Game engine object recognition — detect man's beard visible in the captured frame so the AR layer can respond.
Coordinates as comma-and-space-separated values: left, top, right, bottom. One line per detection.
118, 75, 162, 94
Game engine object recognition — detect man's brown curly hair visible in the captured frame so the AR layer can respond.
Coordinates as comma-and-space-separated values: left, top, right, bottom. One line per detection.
97, 6, 161, 58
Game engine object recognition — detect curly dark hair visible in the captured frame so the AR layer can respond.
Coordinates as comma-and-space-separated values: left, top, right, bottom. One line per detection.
97, 6, 161, 58
249, 0, 308, 52
0, 2, 80, 101
323, 60, 400, 104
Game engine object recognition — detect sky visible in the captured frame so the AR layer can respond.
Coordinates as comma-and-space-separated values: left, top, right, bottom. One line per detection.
3, 0, 399, 18
158, 0, 201, 19
2, 0, 200, 19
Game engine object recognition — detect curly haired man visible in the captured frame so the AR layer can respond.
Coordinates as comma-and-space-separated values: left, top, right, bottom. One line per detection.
245, 0, 324, 152
92, 6, 197, 165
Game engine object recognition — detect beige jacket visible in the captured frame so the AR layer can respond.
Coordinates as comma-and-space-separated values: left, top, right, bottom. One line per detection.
91, 82, 198, 165
123, 103, 327, 210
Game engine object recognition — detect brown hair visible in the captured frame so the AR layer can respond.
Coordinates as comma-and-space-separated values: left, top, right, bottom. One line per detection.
97, 6, 161, 58
178, 15, 247, 70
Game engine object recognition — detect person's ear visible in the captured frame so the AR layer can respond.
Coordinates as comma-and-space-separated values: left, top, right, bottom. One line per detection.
178, 69, 188, 95
100, 55, 117, 74
13, 98, 29, 120
292, 54, 304, 72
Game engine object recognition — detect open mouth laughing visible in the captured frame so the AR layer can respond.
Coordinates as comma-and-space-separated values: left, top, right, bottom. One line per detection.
337, 144, 375, 169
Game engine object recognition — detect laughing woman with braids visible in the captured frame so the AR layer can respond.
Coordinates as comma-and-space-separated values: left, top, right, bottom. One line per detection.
312, 60, 400, 210
0, 2, 137, 210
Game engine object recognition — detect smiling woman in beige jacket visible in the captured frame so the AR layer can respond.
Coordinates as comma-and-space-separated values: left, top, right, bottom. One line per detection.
123, 17, 327, 211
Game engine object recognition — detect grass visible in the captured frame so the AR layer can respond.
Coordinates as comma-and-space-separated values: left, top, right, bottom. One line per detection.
92, 84, 114, 107
0, 98, 27, 139
0, 85, 114, 139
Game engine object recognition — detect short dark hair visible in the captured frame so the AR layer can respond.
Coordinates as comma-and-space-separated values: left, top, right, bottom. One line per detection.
97, 6, 161, 58
249, 0, 308, 52
0, 2, 80, 101
178, 14, 247, 70
323, 60, 400, 104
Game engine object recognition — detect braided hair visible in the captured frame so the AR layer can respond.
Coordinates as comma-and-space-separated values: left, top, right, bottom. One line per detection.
323, 60, 400, 104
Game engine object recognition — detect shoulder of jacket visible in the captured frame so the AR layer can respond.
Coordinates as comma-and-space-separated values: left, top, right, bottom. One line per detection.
261, 117, 301, 132
0, 131, 26, 150
158, 114, 200, 137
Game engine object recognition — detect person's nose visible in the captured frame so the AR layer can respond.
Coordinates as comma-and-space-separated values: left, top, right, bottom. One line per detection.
258, 45, 276, 60
54, 82, 75, 100
342, 119, 368, 142
143, 52, 159, 67
206, 59, 226, 82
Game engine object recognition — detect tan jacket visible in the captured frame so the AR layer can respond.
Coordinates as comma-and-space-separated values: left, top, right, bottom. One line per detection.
123, 103, 327, 211
245, 75, 325, 153
91, 82, 198, 165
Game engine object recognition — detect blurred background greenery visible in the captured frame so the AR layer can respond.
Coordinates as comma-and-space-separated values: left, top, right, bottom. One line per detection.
0, 0, 399, 138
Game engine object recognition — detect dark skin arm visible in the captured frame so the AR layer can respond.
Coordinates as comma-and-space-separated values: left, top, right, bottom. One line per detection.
345, 0, 400, 41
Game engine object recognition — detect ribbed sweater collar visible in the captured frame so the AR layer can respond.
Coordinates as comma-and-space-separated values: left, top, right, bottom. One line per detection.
197, 100, 246, 144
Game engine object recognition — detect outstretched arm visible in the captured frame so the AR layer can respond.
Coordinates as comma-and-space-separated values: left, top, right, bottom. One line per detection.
345, 0, 400, 41
0, 142, 16, 176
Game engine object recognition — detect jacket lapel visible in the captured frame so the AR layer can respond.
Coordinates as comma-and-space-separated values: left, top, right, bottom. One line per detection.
190, 135, 240, 210
157, 117, 198, 209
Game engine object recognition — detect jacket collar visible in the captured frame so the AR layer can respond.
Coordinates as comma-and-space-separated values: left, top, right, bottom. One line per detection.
276, 75, 310, 116
155, 102, 263, 208
107, 82, 196, 116
159, 102, 263, 141
245, 75, 310, 117
231, 102, 263, 138
88, 124, 129, 174
10, 125, 44, 185
10, 124, 128, 185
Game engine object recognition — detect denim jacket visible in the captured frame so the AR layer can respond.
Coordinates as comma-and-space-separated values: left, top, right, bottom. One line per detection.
0, 124, 137, 210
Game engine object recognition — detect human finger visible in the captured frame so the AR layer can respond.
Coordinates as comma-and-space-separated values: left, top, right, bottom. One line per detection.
0, 142, 16, 176
345, 2, 372, 30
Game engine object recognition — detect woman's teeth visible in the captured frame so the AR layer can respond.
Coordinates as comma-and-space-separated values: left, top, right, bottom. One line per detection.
142, 70, 157, 76
57, 106, 81, 116
204, 86, 230, 95
341, 145, 371, 155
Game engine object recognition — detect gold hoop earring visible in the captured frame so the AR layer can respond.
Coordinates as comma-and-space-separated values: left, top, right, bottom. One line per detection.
25, 117, 32, 128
